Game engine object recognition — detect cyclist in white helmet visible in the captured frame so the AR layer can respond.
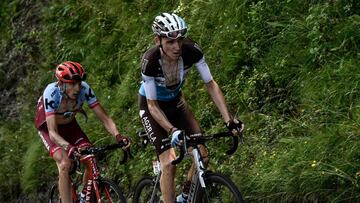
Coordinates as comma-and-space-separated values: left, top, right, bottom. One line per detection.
138, 12, 244, 203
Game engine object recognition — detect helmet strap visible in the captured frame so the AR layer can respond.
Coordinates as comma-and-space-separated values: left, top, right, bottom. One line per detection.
159, 37, 169, 57
59, 82, 70, 99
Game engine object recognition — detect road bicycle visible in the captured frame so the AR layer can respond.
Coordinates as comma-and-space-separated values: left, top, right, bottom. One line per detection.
133, 130, 244, 203
49, 143, 128, 203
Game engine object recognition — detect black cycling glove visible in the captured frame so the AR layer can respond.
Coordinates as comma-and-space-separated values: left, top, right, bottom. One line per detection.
225, 119, 243, 133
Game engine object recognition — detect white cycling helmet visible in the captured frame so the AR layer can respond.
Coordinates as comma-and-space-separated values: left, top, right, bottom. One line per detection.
152, 13, 187, 39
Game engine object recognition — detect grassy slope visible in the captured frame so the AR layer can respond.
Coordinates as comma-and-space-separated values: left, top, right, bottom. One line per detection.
0, 0, 359, 202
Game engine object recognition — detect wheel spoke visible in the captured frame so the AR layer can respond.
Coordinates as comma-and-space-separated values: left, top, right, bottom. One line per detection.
133, 176, 163, 203
198, 173, 243, 203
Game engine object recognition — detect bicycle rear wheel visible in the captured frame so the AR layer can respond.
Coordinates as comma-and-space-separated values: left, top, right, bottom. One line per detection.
48, 183, 79, 203
133, 176, 162, 203
96, 178, 126, 203
195, 172, 244, 203
49, 183, 61, 203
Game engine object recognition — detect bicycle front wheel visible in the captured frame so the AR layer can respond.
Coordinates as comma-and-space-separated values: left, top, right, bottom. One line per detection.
195, 172, 244, 203
48, 182, 79, 203
49, 183, 61, 203
133, 176, 162, 203
96, 178, 126, 203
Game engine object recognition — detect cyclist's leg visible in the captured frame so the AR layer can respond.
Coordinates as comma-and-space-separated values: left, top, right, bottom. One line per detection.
60, 118, 92, 149
39, 120, 92, 203
53, 149, 73, 203
159, 149, 177, 203
176, 94, 209, 165
38, 125, 73, 203
59, 120, 92, 197
174, 94, 210, 200
139, 95, 177, 203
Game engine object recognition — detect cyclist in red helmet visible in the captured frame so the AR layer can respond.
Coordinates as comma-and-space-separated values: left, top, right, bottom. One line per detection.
35, 61, 130, 203
138, 13, 244, 203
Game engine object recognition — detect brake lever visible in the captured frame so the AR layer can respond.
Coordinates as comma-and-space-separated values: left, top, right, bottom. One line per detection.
171, 145, 185, 165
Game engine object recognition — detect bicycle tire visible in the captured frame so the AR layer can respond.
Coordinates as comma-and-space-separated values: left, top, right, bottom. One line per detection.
133, 176, 163, 203
96, 178, 126, 203
48, 183, 79, 203
49, 183, 61, 203
194, 172, 244, 203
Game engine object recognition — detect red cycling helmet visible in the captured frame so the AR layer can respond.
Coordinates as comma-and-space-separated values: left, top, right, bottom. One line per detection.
55, 61, 86, 83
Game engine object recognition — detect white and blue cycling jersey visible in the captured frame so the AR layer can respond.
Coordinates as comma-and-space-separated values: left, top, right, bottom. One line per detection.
139, 38, 213, 101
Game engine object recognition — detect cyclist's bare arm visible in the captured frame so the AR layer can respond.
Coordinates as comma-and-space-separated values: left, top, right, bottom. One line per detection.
147, 99, 174, 133
92, 104, 130, 148
205, 80, 244, 134
92, 104, 120, 138
205, 79, 232, 123
46, 115, 70, 149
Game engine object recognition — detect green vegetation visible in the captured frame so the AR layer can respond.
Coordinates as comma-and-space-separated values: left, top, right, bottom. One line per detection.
1, 0, 359, 202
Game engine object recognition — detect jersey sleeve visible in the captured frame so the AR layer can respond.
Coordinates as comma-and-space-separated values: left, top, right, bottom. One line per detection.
141, 74, 157, 100
141, 46, 161, 77
140, 47, 161, 100
81, 82, 99, 108
182, 38, 204, 65
195, 57, 213, 83
42, 85, 58, 116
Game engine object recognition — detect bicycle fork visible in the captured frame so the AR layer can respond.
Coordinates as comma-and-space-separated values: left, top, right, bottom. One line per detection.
186, 148, 207, 203
192, 148, 206, 188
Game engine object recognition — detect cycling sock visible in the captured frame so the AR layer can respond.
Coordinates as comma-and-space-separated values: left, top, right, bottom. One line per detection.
79, 192, 86, 203
79, 186, 87, 200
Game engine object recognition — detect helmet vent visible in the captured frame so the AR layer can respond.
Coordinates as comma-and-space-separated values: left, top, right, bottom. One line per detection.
70, 62, 80, 74
68, 67, 75, 74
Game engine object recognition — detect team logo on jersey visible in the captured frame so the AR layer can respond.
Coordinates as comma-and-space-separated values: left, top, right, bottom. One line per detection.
139, 110, 145, 117
44, 98, 55, 110
140, 111, 155, 142
38, 131, 50, 150
85, 88, 95, 100
141, 58, 149, 73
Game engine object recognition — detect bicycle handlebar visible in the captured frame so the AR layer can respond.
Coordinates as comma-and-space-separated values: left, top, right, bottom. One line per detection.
138, 130, 242, 165
80, 143, 129, 164
171, 131, 241, 165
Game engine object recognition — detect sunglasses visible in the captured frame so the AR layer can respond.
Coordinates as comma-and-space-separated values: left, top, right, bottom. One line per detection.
163, 29, 187, 39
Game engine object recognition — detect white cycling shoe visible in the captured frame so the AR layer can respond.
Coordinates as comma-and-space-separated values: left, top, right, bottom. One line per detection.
176, 193, 188, 203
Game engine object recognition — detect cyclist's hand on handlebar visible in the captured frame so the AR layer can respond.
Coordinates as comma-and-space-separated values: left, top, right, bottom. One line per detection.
225, 118, 244, 136
170, 129, 184, 147
67, 144, 80, 160
115, 134, 131, 149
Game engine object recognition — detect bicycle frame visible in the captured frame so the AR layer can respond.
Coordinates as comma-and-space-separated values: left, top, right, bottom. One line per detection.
50, 143, 127, 203
136, 130, 240, 202
79, 154, 102, 202
72, 143, 127, 203
172, 132, 239, 202
174, 142, 207, 202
